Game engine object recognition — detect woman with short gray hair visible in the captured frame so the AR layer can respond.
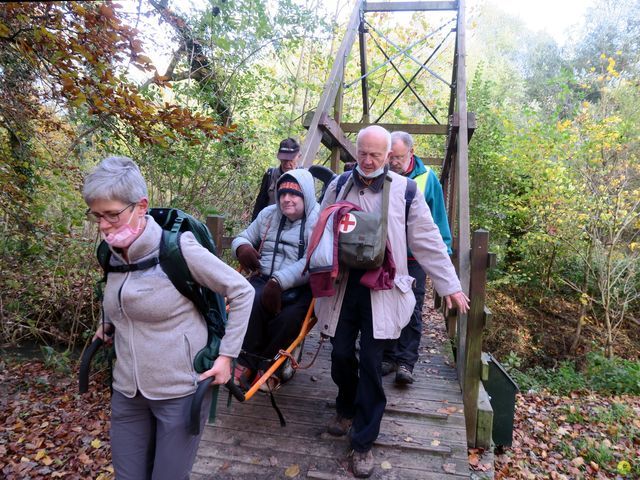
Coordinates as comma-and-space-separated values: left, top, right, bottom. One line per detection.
83, 156, 254, 480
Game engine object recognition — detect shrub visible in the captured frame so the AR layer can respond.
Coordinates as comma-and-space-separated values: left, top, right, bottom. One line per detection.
506, 351, 640, 396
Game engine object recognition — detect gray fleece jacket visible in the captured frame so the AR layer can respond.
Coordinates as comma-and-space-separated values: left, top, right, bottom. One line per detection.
232, 169, 320, 290
102, 216, 254, 400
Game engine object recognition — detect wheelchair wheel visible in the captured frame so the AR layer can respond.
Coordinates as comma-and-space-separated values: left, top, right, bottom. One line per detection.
278, 340, 305, 383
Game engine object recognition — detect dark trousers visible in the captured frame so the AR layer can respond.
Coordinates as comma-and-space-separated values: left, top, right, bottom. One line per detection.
331, 271, 390, 452
240, 275, 312, 371
111, 389, 211, 480
383, 259, 426, 370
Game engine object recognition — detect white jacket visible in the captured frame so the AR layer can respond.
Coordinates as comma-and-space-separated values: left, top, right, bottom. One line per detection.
314, 170, 461, 339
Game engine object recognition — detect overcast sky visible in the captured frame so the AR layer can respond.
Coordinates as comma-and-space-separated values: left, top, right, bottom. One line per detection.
485, 0, 595, 44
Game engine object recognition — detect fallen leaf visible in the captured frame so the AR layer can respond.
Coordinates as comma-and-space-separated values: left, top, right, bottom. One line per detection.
431, 439, 441, 447
571, 456, 584, 467
91, 438, 102, 449
285, 464, 300, 477
443, 462, 456, 473
380, 461, 392, 470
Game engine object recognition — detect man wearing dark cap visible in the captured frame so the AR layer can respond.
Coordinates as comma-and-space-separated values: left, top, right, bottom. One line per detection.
233, 169, 319, 387
251, 137, 301, 220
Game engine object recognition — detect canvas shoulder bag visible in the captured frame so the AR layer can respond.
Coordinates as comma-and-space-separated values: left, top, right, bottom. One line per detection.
337, 175, 391, 270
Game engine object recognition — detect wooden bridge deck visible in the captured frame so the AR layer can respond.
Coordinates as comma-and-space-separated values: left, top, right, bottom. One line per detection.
193, 306, 476, 479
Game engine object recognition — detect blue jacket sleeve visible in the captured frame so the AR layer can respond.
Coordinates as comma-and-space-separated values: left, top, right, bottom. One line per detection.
424, 169, 453, 254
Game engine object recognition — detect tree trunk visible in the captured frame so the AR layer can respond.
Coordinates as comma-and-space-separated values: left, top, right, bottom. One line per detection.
570, 242, 593, 353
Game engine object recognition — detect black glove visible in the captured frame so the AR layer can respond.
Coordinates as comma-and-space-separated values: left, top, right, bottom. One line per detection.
236, 244, 261, 272
261, 278, 282, 315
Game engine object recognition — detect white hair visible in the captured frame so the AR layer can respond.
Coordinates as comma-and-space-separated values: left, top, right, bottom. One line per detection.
390, 131, 414, 149
356, 125, 392, 152
82, 156, 148, 205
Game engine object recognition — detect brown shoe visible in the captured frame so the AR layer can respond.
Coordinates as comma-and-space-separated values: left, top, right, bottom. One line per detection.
327, 414, 352, 436
351, 449, 374, 478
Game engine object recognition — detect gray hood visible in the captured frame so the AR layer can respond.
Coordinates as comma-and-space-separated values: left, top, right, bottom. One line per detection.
275, 168, 318, 218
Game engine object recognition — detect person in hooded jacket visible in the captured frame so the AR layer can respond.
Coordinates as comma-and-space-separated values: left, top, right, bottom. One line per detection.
232, 169, 320, 383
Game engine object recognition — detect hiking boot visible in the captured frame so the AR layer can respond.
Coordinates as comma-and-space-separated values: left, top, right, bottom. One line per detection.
381, 360, 397, 376
395, 365, 414, 385
327, 414, 352, 436
351, 449, 374, 478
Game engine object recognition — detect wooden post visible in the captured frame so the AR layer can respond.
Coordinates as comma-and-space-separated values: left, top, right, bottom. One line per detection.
331, 72, 344, 173
206, 215, 225, 252
358, 18, 370, 124
300, 0, 363, 168
463, 229, 489, 447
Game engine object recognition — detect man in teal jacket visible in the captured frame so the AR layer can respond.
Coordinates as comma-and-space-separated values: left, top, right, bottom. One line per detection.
383, 131, 453, 385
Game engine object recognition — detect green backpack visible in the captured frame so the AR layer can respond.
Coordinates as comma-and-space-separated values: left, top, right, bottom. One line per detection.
96, 207, 227, 420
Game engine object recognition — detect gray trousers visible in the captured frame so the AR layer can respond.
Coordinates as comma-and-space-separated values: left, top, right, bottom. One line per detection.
111, 389, 212, 480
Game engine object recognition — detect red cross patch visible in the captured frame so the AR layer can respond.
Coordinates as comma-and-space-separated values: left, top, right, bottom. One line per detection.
339, 213, 357, 233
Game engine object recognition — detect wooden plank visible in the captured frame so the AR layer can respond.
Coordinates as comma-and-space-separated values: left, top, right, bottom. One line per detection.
319, 112, 357, 163
358, 21, 370, 123
364, 1, 458, 12
481, 352, 490, 381
300, 0, 363, 167
205, 215, 224, 252
301, 112, 356, 163
340, 122, 448, 135
422, 156, 444, 166
331, 69, 345, 171
195, 293, 474, 479
463, 229, 489, 449
452, 0, 475, 447
483, 305, 492, 329
476, 382, 494, 450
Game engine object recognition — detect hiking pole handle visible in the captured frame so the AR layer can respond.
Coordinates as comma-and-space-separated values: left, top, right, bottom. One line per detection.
79, 338, 104, 394
189, 376, 246, 435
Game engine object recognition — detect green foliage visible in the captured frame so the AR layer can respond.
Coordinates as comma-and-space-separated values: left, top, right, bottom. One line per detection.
508, 351, 640, 396
40, 346, 72, 375
586, 352, 640, 395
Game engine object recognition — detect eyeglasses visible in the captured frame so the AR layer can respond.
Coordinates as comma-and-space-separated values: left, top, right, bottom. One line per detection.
85, 203, 136, 224
389, 151, 411, 162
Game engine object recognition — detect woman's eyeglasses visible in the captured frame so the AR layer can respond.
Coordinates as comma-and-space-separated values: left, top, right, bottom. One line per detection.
85, 203, 135, 224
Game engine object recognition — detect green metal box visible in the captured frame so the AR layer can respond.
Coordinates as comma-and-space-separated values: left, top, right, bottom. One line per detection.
482, 352, 519, 447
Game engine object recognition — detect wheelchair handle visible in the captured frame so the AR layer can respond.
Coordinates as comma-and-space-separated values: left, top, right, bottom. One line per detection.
188, 376, 246, 436
79, 338, 104, 394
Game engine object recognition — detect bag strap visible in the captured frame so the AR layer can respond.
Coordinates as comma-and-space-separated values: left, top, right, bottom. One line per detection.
380, 175, 391, 242
335, 171, 352, 200
404, 178, 417, 229
269, 215, 288, 276
297, 214, 306, 260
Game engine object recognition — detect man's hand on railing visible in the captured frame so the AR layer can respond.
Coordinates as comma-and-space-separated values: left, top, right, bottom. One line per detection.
445, 291, 470, 315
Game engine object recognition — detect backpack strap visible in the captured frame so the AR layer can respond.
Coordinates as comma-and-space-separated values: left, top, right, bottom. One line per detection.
96, 241, 111, 284
105, 257, 161, 273
269, 215, 288, 276
298, 214, 306, 260
335, 171, 352, 200
404, 178, 418, 224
